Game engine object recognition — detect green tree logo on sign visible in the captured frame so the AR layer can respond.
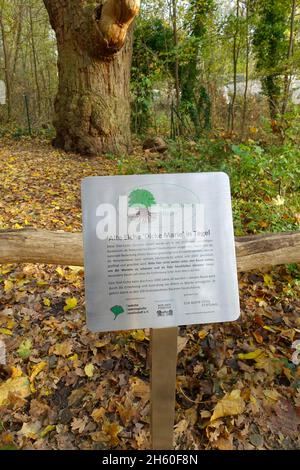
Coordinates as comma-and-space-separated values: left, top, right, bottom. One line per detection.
111, 305, 125, 320
128, 189, 156, 220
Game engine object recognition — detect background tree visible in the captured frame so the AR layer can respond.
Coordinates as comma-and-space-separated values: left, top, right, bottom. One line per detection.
1, 0, 300, 142
179, 0, 215, 137
252, 0, 290, 121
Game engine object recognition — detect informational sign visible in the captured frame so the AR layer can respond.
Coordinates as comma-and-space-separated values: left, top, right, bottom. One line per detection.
82, 173, 240, 332
0, 80, 6, 105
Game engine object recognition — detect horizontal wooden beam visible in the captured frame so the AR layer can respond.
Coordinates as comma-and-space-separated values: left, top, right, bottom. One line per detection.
0, 229, 299, 271
235, 230, 300, 271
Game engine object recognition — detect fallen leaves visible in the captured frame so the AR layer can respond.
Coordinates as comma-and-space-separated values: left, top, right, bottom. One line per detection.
71, 417, 88, 434
18, 421, 41, 439
4, 280, 14, 292
43, 298, 51, 307
263, 389, 281, 402
49, 341, 73, 357
91, 407, 105, 423
130, 377, 150, 405
29, 362, 47, 393
131, 330, 148, 342
0, 140, 300, 450
64, 297, 78, 312
102, 422, 123, 447
238, 349, 263, 361
17, 339, 32, 359
84, 363, 94, 378
0, 376, 31, 406
210, 390, 245, 422
40, 424, 56, 438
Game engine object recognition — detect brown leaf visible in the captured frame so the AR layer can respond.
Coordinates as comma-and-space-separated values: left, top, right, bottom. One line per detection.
214, 435, 234, 450
91, 407, 106, 423
102, 422, 123, 447
49, 341, 73, 357
130, 377, 150, 405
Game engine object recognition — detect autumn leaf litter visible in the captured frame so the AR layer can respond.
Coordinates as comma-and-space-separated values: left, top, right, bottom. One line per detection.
0, 138, 299, 450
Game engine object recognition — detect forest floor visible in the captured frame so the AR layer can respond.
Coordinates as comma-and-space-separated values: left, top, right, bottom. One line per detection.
0, 137, 299, 450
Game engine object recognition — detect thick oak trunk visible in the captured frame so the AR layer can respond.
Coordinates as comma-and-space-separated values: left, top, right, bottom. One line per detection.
44, 1, 140, 156
53, 34, 133, 155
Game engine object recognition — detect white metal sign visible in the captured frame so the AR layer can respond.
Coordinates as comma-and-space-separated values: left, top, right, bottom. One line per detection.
82, 173, 240, 332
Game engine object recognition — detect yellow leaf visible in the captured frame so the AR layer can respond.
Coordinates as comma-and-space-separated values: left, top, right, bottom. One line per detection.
30, 362, 47, 383
69, 353, 78, 362
198, 330, 208, 340
43, 298, 51, 307
210, 389, 245, 422
6, 319, 15, 329
40, 425, 56, 438
0, 328, 12, 336
56, 267, 65, 277
11, 367, 23, 378
68, 266, 84, 274
263, 389, 281, 401
131, 330, 146, 341
36, 280, 47, 287
94, 339, 110, 348
0, 377, 31, 406
255, 297, 267, 307
84, 363, 94, 378
64, 297, 78, 311
263, 274, 274, 287
238, 349, 263, 361
4, 280, 13, 292
263, 325, 277, 333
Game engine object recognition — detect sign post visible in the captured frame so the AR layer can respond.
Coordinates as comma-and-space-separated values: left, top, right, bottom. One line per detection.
150, 327, 178, 450
81, 172, 240, 449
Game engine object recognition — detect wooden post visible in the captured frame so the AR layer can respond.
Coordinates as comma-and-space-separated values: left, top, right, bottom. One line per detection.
150, 327, 178, 450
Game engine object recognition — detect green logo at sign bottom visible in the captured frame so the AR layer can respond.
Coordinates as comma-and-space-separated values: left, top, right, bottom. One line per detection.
111, 305, 125, 320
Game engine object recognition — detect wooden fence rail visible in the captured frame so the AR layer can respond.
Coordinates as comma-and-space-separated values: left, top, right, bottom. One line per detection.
0, 229, 299, 271
0, 228, 300, 450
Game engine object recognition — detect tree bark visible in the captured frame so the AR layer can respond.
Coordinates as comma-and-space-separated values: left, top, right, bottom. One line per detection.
170, 0, 180, 114
12, 2, 24, 79
281, 0, 296, 117
43, 0, 140, 156
0, 9, 11, 120
241, 0, 249, 137
29, 3, 42, 118
230, 0, 240, 133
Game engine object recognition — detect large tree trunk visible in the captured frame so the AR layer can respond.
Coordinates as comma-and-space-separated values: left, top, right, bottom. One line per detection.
43, 0, 140, 156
